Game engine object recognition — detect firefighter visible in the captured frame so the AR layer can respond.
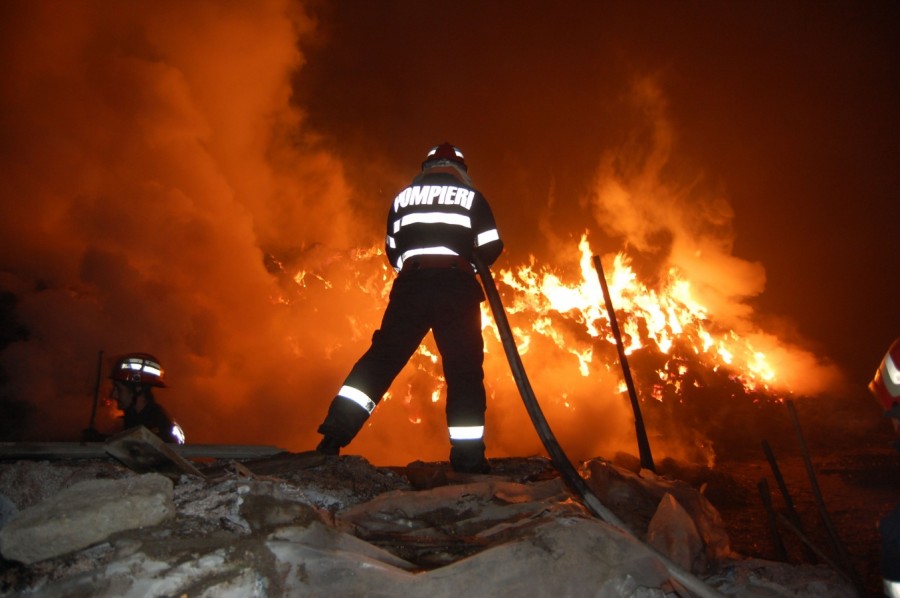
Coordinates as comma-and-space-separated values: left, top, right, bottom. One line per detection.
316, 143, 503, 473
869, 338, 900, 597
109, 352, 184, 444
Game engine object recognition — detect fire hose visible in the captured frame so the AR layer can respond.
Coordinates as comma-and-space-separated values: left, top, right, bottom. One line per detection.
472, 253, 725, 598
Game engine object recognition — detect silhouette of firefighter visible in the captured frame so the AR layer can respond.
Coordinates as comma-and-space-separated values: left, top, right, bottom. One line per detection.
316, 143, 503, 473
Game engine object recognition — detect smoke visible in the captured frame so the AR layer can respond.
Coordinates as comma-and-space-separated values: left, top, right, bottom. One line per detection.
588, 77, 843, 398
590, 78, 762, 320
0, 2, 865, 466
0, 0, 366, 448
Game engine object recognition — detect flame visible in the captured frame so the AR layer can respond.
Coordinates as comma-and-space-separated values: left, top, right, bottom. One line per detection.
279, 233, 786, 404
492, 233, 782, 395
271, 231, 812, 465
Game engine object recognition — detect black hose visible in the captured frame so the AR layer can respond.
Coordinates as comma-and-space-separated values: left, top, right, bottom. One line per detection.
472, 254, 614, 518
473, 254, 724, 598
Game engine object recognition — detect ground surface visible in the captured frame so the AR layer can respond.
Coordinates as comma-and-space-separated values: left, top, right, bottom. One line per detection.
703, 440, 900, 597
2, 400, 896, 596
630, 391, 900, 596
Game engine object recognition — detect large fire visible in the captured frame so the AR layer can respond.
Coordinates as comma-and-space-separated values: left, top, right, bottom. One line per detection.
494, 233, 779, 396
274, 232, 806, 467
0, 1, 880, 469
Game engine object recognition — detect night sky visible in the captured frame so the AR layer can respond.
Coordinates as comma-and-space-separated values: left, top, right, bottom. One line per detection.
295, 1, 900, 384
0, 1, 897, 461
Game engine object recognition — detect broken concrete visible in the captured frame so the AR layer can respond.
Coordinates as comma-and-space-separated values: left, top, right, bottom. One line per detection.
0, 454, 855, 597
647, 492, 705, 572
584, 458, 733, 566
0, 473, 174, 565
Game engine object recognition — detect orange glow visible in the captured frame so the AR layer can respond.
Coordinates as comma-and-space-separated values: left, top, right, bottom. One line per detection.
270, 231, 833, 467
1, 1, 863, 468
488, 233, 783, 395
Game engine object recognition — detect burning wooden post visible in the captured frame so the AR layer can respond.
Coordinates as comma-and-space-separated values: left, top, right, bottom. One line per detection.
592, 255, 655, 473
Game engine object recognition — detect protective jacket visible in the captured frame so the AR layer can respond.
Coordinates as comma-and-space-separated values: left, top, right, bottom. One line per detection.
386, 170, 502, 271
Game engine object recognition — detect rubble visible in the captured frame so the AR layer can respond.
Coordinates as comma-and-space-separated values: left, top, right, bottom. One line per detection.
0, 474, 174, 564
646, 493, 705, 572
0, 452, 855, 597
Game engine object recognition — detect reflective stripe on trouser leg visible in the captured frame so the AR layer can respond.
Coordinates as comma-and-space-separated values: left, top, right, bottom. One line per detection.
337, 385, 376, 414
317, 385, 378, 446
432, 286, 487, 445
448, 425, 484, 441
317, 277, 432, 446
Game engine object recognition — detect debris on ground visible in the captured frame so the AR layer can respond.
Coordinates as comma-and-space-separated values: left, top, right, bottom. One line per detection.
0, 448, 854, 598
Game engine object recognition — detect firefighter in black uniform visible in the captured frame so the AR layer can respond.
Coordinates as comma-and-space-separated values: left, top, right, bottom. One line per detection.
316, 143, 503, 473
109, 352, 184, 444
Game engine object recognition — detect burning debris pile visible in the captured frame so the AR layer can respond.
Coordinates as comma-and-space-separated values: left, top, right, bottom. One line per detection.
264, 234, 842, 468
0, 445, 853, 597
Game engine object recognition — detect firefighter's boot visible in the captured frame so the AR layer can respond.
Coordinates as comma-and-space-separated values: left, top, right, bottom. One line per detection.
450, 439, 489, 474
316, 394, 371, 455
315, 436, 342, 455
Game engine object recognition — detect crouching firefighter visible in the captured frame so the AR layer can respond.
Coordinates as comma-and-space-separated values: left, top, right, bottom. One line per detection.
870, 337, 900, 598
315, 143, 503, 473
109, 352, 185, 444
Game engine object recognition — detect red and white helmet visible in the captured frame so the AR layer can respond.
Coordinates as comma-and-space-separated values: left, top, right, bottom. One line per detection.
869, 338, 900, 414
423, 142, 467, 171
109, 352, 167, 388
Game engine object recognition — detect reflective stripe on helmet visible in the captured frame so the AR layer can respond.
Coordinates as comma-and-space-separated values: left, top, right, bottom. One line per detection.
337, 385, 376, 414
121, 358, 162, 377
427, 144, 464, 160
111, 353, 166, 387
423, 143, 468, 171
449, 425, 484, 440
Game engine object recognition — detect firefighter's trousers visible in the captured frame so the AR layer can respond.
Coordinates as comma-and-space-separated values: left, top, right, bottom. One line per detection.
318, 268, 487, 458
